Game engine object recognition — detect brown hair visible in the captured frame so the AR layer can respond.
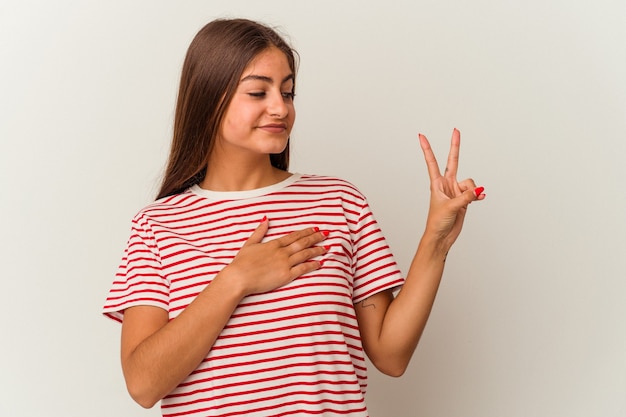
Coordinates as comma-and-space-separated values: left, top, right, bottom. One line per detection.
156, 19, 298, 200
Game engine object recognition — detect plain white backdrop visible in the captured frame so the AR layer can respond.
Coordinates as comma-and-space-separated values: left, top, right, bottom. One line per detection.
1, 1, 625, 416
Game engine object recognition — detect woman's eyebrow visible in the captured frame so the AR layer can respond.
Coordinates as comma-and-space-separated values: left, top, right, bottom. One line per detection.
240, 74, 294, 85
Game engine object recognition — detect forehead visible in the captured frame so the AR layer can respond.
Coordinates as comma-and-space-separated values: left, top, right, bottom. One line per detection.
241, 47, 293, 80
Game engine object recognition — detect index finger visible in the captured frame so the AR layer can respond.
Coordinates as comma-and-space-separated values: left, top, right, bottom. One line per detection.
418, 133, 442, 181
275, 227, 324, 248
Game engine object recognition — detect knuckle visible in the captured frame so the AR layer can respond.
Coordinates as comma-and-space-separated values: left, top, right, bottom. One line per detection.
290, 240, 305, 252
268, 238, 281, 246
297, 235, 316, 249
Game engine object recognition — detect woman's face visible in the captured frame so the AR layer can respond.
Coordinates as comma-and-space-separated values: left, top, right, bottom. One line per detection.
215, 47, 296, 160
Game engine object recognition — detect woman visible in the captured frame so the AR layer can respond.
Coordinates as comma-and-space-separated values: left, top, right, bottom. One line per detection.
103, 18, 485, 417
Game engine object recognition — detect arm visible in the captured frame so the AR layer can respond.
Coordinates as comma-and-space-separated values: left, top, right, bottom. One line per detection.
355, 129, 485, 376
121, 219, 328, 408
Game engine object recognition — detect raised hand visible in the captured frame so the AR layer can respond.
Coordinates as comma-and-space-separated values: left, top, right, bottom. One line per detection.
224, 217, 329, 296
418, 128, 485, 250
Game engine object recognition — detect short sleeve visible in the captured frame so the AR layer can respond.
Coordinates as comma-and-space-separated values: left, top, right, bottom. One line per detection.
351, 198, 405, 303
102, 214, 170, 323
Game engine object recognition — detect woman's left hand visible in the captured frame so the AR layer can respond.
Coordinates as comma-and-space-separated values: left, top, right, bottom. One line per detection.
418, 128, 485, 251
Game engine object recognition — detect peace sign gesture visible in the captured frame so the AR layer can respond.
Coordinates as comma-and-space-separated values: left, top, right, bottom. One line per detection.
418, 128, 485, 251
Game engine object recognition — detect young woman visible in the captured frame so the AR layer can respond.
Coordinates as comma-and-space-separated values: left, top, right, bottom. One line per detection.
103, 18, 485, 417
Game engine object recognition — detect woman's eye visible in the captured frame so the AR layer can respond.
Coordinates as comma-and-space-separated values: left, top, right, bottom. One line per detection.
247, 91, 295, 100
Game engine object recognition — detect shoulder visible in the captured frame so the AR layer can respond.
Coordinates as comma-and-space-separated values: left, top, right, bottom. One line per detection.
294, 173, 366, 199
130, 189, 205, 225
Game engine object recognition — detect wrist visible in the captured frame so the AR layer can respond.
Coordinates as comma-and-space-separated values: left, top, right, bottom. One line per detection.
211, 266, 249, 300
419, 230, 452, 261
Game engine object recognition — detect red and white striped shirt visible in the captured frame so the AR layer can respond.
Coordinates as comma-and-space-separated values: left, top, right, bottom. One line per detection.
103, 174, 404, 416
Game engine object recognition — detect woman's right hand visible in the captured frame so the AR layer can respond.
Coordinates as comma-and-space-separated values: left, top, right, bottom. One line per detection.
121, 218, 328, 407
222, 217, 329, 296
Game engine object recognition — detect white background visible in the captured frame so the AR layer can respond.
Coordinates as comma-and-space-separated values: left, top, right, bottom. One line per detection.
1, 1, 625, 416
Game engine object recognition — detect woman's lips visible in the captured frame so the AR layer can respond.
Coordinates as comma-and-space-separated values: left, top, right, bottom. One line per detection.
258, 124, 287, 133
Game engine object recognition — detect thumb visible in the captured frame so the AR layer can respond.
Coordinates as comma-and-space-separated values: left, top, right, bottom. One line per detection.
242, 216, 269, 247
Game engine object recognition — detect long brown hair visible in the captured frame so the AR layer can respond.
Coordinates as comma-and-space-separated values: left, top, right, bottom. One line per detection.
156, 19, 298, 200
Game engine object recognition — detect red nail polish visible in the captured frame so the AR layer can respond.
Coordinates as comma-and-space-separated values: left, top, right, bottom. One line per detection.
474, 187, 485, 197
261, 215, 267, 222
324, 245, 331, 251
313, 226, 320, 232
322, 230, 330, 237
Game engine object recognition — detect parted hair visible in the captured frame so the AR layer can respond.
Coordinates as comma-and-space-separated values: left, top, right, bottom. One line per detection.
156, 18, 298, 200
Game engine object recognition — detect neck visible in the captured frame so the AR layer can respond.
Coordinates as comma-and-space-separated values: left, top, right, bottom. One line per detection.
201, 154, 290, 192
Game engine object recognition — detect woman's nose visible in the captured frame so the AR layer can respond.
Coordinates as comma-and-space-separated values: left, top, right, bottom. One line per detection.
267, 91, 289, 118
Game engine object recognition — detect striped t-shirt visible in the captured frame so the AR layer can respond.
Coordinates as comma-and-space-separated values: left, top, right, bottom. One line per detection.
103, 173, 404, 416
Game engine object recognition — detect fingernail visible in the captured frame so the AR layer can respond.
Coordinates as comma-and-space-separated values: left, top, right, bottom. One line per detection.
324, 245, 331, 251
322, 230, 330, 237
313, 226, 320, 232
318, 260, 324, 268
261, 215, 267, 222
474, 186, 485, 197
